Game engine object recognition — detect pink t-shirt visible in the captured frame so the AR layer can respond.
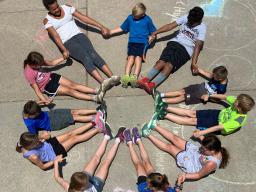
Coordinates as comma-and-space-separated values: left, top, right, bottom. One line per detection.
24, 66, 51, 92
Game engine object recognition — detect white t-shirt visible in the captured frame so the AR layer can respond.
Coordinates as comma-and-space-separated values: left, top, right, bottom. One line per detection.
171, 15, 207, 57
44, 5, 81, 43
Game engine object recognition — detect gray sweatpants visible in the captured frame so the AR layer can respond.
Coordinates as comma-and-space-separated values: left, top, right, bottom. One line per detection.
64, 33, 106, 73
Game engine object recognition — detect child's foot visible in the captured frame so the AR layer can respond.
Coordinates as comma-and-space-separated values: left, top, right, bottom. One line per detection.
132, 127, 141, 144
156, 108, 167, 120
115, 127, 126, 142
109, 75, 121, 86
141, 123, 152, 137
138, 77, 149, 89
129, 75, 138, 88
121, 75, 130, 88
95, 114, 106, 133
138, 79, 155, 95
148, 113, 158, 130
96, 101, 107, 120
93, 92, 104, 104
123, 128, 132, 144
104, 122, 113, 139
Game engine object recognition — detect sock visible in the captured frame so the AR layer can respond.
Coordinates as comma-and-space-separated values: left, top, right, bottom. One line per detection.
152, 73, 167, 86
162, 98, 166, 102
115, 138, 121, 143
160, 93, 165, 98
104, 135, 111, 140
147, 67, 159, 79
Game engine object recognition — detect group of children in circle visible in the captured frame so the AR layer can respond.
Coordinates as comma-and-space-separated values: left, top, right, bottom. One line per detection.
16, 0, 255, 191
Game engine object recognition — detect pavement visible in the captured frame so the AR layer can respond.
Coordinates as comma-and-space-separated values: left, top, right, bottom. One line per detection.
0, 0, 256, 191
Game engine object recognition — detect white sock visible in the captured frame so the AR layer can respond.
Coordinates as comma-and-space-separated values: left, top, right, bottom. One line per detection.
104, 135, 111, 140
160, 93, 165, 98
115, 138, 121, 143
162, 98, 166, 102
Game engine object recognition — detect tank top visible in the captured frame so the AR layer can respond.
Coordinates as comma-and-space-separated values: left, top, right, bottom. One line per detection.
44, 5, 81, 43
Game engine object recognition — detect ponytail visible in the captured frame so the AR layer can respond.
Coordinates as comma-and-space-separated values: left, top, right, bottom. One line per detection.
219, 147, 229, 169
16, 142, 23, 153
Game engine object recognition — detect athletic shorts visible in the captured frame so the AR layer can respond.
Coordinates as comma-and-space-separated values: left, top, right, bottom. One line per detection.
159, 41, 190, 73
46, 137, 67, 157
83, 171, 105, 192
49, 109, 74, 131
64, 33, 106, 73
128, 42, 146, 57
184, 83, 208, 105
176, 142, 201, 173
196, 109, 220, 130
44, 73, 61, 97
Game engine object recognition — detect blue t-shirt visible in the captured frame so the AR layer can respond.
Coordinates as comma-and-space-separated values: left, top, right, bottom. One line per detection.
138, 182, 176, 192
207, 79, 227, 94
23, 111, 51, 134
120, 14, 156, 44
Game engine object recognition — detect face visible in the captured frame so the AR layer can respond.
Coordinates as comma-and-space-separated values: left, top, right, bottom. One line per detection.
134, 13, 144, 20
48, 2, 61, 17
200, 146, 214, 156
213, 74, 224, 82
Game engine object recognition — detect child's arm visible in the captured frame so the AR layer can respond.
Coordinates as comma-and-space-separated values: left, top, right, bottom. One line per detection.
44, 57, 65, 66
31, 84, 53, 105
109, 27, 123, 35
193, 125, 224, 138
198, 68, 213, 79
28, 155, 54, 170
151, 21, 178, 37
209, 94, 227, 100
54, 156, 69, 190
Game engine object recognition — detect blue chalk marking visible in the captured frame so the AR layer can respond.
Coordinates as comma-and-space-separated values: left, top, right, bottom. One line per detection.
201, 0, 225, 17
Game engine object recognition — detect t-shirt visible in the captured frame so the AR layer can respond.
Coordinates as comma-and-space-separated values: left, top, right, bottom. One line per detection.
44, 5, 81, 43
171, 15, 207, 57
205, 79, 227, 95
23, 142, 56, 162
218, 96, 247, 134
24, 65, 51, 92
137, 182, 175, 192
120, 14, 156, 44
23, 111, 51, 134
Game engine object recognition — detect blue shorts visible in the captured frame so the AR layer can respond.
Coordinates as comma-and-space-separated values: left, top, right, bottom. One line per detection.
83, 171, 105, 192
196, 109, 220, 129
128, 42, 146, 57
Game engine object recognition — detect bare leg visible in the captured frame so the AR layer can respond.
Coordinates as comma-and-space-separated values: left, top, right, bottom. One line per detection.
83, 136, 109, 175
59, 76, 96, 94
101, 64, 113, 78
164, 89, 185, 98
155, 125, 186, 150
127, 142, 147, 177
71, 109, 97, 116
57, 85, 94, 101
165, 113, 197, 126
56, 123, 94, 143
164, 96, 185, 104
95, 140, 120, 181
61, 128, 101, 152
137, 140, 155, 175
125, 56, 135, 75
134, 56, 142, 77
161, 63, 173, 77
147, 135, 181, 158
90, 69, 105, 83
166, 106, 196, 117
73, 115, 94, 123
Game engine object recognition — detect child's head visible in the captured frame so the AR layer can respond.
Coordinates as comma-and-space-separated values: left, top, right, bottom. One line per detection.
147, 172, 169, 191
42, 0, 57, 10
201, 135, 229, 169
187, 6, 204, 26
24, 51, 44, 69
212, 66, 228, 82
16, 132, 42, 153
132, 3, 146, 19
235, 94, 255, 114
23, 100, 42, 118
68, 172, 89, 192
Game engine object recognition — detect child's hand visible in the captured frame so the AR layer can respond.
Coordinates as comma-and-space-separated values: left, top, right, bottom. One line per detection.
62, 49, 70, 59
191, 64, 199, 75
193, 130, 202, 138
201, 94, 209, 102
54, 155, 64, 164
148, 35, 156, 44
101, 26, 110, 37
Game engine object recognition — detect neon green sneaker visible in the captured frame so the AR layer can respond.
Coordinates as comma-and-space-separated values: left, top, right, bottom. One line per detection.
120, 75, 130, 88
129, 74, 138, 88
141, 123, 152, 137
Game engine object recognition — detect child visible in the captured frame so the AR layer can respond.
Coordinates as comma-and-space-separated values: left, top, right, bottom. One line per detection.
16, 120, 107, 170
138, 7, 206, 94
159, 66, 228, 105
156, 94, 255, 138
53, 127, 125, 191
142, 124, 229, 182
109, 3, 156, 88
23, 51, 103, 104
23, 100, 105, 135
123, 127, 181, 192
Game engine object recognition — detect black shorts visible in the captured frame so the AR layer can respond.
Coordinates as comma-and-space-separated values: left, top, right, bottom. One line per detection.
44, 73, 61, 97
46, 137, 67, 157
159, 41, 190, 73
196, 109, 220, 129
128, 42, 146, 57
137, 176, 147, 184
184, 83, 207, 105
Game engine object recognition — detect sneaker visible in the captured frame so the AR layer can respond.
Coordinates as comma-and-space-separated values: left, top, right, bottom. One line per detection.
115, 127, 126, 142
121, 75, 130, 88
104, 122, 114, 139
109, 75, 121, 86
94, 92, 104, 104
123, 128, 132, 143
129, 75, 138, 88
156, 109, 167, 120
101, 78, 112, 93
148, 113, 158, 130
95, 115, 106, 133
138, 77, 150, 89
96, 101, 107, 120
132, 127, 141, 144
141, 123, 152, 137
144, 82, 156, 95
